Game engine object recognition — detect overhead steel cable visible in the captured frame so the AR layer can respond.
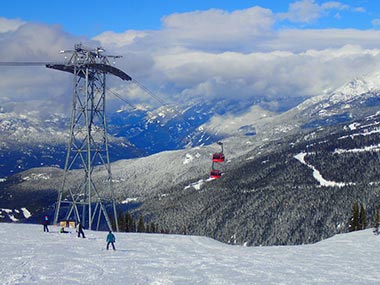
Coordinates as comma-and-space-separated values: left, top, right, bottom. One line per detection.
0, 61, 58, 66
106, 88, 137, 111
106, 83, 194, 145
128, 78, 192, 126
131, 78, 168, 107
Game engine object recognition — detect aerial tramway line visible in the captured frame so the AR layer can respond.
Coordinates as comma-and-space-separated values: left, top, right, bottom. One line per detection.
1, 43, 227, 231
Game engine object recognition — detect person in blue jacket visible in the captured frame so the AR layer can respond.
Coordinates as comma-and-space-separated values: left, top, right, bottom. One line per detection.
106, 231, 116, 250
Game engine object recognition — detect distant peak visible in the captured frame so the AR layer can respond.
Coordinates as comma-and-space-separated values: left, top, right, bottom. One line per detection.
335, 71, 380, 97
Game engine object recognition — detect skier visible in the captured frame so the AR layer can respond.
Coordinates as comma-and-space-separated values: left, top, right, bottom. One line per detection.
106, 231, 116, 250
77, 222, 86, 238
60, 227, 69, 234
43, 216, 49, 232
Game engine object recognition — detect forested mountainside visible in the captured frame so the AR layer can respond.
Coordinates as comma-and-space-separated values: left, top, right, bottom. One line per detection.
138, 112, 380, 246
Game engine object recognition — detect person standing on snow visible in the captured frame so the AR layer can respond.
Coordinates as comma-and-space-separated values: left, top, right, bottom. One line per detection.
43, 216, 49, 232
77, 222, 86, 238
106, 231, 116, 250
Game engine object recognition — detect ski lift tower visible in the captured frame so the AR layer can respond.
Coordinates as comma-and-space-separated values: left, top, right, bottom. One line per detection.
48, 43, 132, 232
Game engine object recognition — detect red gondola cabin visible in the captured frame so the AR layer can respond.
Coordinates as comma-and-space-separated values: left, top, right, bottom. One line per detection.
212, 153, 225, 163
210, 169, 222, 179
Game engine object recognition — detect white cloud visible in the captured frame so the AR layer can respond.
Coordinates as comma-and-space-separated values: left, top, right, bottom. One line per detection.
353, 7, 366, 13
321, 2, 349, 11
278, 0, 322, 23
162, 6, 274, 37
125, 7, 275, 53
149, 44, 380, 103
0, 17, 25, 33
372, 19, 380, 27
202, 105, 273, 136
0, 22, 86, 114
265, 29, 380, 52
93, 30, 147, 48
278, 0, 349, 23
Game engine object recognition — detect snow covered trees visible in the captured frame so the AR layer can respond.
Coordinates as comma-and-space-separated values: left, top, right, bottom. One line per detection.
116, 211, 160, 233
349, 202, 367, 232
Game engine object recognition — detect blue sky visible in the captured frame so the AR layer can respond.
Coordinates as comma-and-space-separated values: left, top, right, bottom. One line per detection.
2, 1, 286, 36
2, 0, 380, 37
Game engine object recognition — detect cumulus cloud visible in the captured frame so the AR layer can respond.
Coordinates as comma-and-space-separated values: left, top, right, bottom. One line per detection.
265, 29, 380, 52
278, 0, 349, 23
321, 2, 349, 11
2, 3, 380, 117
93, 30, 147, 48
278, 0, 321, 23
160, 7, 275, 49
0, 17, 25, 33
96, 6, 275, 54
0, 23, 89, 115
150, 45, 380, 103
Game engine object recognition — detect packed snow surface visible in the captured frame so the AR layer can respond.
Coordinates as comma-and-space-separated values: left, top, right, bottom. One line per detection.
0, 223, 379, 284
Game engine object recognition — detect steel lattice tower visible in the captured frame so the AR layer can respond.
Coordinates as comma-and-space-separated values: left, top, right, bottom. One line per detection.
49, 44, 131, 232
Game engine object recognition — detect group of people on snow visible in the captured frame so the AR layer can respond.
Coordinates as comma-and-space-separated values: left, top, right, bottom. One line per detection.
43, 216, 116, 250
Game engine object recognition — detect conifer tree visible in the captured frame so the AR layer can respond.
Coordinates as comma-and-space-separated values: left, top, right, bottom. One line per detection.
125, 212, 134, 232
150, 222, 156, 233
132, 220, 137, 233
117, 211, 126, 232
111, 215, 116, 231
373, 209, 379, 235
375, 209, 380, 228
137, 215, 145, 232
349, 202, 359, 232
359, 204, 367, 230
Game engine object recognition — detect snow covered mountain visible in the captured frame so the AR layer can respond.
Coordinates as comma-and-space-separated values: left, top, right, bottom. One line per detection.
0, 97, 265, 178
1, 223, 379, 284
247, 72, 380, 141
3, 72, 380, 246
0, 110, 141, 177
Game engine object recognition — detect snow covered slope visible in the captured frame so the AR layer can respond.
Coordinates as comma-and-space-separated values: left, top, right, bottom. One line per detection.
0, 223, 379, 284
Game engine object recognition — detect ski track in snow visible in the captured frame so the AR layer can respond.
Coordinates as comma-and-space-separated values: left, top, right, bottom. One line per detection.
294, 152, 349, 187
1, 223, 380, 284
